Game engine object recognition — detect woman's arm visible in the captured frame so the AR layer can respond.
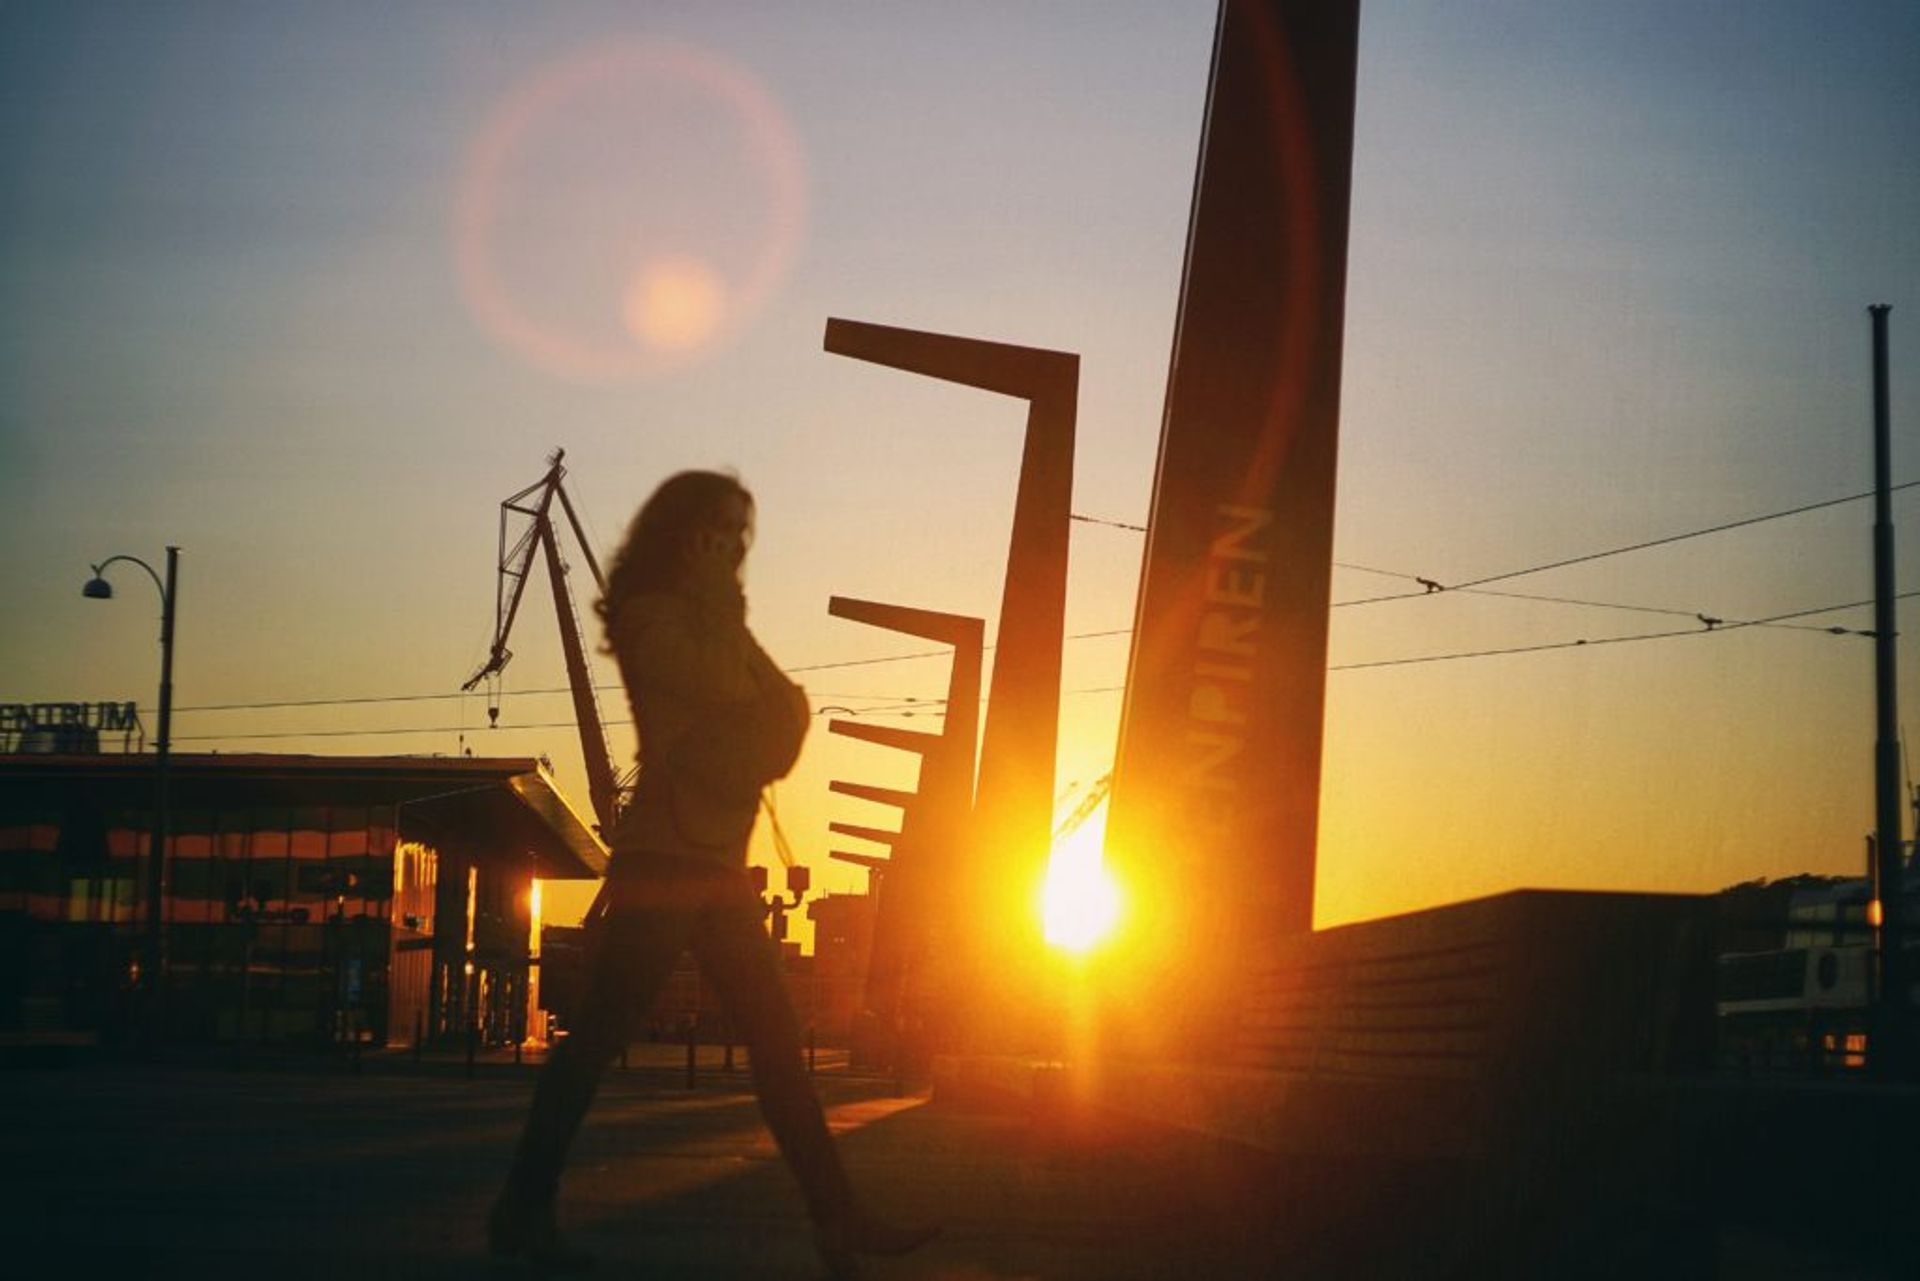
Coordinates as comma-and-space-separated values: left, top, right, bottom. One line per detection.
616, 592, 809, 797
666, 674, 811, 798
618, 591, 760, 705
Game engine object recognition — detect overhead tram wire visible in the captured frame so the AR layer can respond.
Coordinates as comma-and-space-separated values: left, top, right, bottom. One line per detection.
1329, 481, 1920, 607
1326, 589, 1920, 672
171, 634, 1138, 714
173, 486, 1911, 725
1050, 589, 1920, 697
1076, 486, 1911, 634
1068, 513, 1148, 533
174, 687, 936, 714
172, 700, 934, 745
173, 585, 1915, 744
172, 720, 591, 743
1329, 564, 1865, 636
1451, 482, 1920, 591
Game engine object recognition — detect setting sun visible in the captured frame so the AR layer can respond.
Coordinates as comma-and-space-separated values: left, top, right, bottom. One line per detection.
1042, 809, 1122, 954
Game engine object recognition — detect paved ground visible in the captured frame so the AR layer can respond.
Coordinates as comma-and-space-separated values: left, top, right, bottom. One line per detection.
0, 1050, 1902, 1279
3, 1051, 1291, 1280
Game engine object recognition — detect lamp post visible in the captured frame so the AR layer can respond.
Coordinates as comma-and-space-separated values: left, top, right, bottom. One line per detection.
751, 862, 810, 942
83, 546, 179, 1010
751, 863, 814, 1072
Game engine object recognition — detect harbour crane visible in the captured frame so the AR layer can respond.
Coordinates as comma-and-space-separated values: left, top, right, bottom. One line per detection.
463, 449, 626, 834
1052, 771, 1112, 846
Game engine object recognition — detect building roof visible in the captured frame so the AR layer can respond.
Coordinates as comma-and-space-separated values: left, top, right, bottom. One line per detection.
0, 753, 607, 879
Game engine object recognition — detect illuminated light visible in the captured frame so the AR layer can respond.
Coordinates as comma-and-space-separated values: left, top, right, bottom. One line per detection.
529, 878, 544, 958
1869, 898, 1884, 928
625, 255, 727, 352
454, 40, 808, 383
1042, 811, 1122, 955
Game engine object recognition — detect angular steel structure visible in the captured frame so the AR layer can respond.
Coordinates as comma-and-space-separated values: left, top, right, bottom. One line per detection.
824, 598, 983, 1069
824, 318, 1077, 1049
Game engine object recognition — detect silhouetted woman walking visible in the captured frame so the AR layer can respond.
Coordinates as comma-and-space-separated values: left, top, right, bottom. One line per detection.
489, 471, 934, 1276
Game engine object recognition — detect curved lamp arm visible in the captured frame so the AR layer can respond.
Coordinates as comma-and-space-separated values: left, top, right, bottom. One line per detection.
85, 553, 169, 604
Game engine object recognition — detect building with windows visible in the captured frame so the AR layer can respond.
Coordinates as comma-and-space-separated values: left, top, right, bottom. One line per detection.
540, 923, 823, 1051
0, 753, 604, 1049
1715, 873, 1888, 1074
806, 891, 875, 1047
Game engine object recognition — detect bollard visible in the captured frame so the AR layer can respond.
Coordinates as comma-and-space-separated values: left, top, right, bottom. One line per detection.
684, 1018, 697, 1090
724, 1040, 735, 1074
808, 1025, 816, 1076
413, 1010, 424, 1063
514, 1038, 522, 1066
620, 1042, 629, 1071
465, 1021, 478, 1079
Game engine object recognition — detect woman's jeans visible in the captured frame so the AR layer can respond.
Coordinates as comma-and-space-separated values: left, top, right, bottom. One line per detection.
501, 855, 853, 1225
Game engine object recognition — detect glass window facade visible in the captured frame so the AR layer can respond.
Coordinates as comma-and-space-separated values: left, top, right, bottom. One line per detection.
1, 770, 565, 1053
160, 806, 401, 1044
0, 802, 419, 1045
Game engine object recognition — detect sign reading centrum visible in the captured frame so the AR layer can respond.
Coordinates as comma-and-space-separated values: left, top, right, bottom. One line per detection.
0, 702, 140, 733
0, 701, 143, 754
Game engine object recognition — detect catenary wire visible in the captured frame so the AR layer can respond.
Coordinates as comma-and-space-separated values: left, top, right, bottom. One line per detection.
171, 487, 1912, 720
170, 590, 1913, 743
1076, 493, 1899, 632
1327, 590, 1918, 671
1329, 482, 1920, 606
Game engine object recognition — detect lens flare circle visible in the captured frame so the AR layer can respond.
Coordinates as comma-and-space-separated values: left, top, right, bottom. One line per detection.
455, 40, 807, 382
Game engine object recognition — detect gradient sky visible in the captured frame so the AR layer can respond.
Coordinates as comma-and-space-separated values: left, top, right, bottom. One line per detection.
3, 2, 1917, 939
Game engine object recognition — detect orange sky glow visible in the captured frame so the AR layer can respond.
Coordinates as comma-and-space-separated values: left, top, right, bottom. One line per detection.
4, 4, 1917, 953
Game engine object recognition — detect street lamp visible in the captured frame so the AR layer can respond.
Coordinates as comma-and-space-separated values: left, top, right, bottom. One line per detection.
750, 863, 816, 1072
750, 863, 810, 941
83, 547, 179, 1010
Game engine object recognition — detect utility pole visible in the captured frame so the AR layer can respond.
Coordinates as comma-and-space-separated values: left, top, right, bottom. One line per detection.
152, 546, 177, 1004
83, 545, 179, 1026
1869, 303, 1908, 1076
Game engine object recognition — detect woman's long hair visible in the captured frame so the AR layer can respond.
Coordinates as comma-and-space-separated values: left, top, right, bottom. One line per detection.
596, 470, 753, 637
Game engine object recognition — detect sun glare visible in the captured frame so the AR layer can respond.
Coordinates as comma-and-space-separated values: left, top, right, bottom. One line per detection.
625, 255, 727, 351
1042, 811, 1121, 954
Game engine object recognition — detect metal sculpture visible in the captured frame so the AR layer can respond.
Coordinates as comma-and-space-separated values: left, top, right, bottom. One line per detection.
824, 599, 982, 1069
824, 318, 1078, 1050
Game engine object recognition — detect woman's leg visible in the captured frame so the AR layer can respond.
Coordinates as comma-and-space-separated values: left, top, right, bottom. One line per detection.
500, 896, 691, 1207
691, 886, 856, 1227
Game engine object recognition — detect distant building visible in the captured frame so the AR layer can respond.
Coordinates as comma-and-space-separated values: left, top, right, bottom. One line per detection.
807, 891, 875, 1047
539, 917, 826, 1048
0, 753, 604, 1049
534, 922, 711, 1042
1714, 871, 1915, 1074
535, 923, 592, 1030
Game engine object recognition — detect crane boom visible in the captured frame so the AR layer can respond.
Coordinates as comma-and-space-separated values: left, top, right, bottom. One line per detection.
1053, 772, 1112, 843
554, 480, 607, 591
462, 460, 561, 692
463, 449, 623, 834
